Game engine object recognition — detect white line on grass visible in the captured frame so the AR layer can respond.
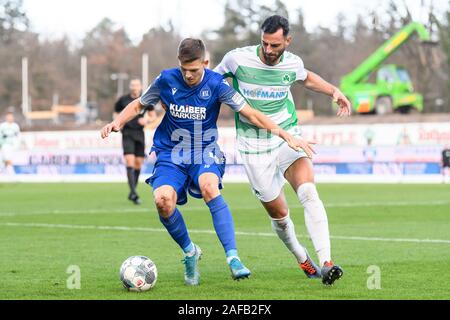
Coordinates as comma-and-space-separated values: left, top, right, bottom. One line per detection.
1, 200, 449, 217
1, 222, 449, 244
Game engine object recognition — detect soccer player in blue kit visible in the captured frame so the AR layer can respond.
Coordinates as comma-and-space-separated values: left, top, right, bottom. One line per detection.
101, 39, 315, 286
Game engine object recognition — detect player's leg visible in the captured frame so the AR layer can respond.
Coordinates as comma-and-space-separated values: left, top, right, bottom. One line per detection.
2, 146, 15, 175
123, 133, 139, 203
132, 154, 144, 205
444, 166, 450, 184
243, 151, 320, 278
133, 131, 146, 192
4, 160, 15, 175
134, 157, 144, 189
442, 166, 446, 184
149, 155, 205, 285
0, 153, 4, 173
197, 171, 251, 280
284, 157, 343, 285
153, 185, 201, 285
263, 193, 307, 263
125, 154, 140, 203
261, 193, 321, 279
154, 185, 193, 253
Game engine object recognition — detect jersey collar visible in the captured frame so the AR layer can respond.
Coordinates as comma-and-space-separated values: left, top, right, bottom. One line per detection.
180, 69, 206, 89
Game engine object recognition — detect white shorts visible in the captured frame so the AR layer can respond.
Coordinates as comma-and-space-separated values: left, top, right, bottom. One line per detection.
0, 145, 15, 162
241, 134, 308, 203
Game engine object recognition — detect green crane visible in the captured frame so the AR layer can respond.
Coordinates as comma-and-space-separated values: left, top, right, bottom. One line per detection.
340, 22, 432, 114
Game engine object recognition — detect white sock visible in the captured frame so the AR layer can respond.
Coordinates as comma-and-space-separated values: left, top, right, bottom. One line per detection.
297, 183, 331, 267
5, 165, 15, 175
271, 214, 308, 264
183, 242, 196, 257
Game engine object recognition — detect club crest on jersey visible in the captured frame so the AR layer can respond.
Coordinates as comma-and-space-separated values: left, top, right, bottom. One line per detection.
199, 87, 211, 100
282, 74, 292, 84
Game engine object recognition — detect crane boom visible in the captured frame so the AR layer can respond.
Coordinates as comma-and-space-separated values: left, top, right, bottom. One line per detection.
341, 22, 431, 88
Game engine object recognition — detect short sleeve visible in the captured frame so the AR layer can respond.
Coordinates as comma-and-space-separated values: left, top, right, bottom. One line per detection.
140, 75, 162, 110
214, 51, 235, 78
217, 79, 246, 113
296, 57, 308, 81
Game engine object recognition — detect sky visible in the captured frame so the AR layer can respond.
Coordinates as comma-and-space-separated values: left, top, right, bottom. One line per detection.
23, 0, 449, 43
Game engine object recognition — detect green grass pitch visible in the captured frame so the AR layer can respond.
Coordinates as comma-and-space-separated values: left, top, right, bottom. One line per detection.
0, 183, 449, 300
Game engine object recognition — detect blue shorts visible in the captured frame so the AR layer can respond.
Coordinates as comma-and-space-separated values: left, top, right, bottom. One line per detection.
146, 150, 226, 205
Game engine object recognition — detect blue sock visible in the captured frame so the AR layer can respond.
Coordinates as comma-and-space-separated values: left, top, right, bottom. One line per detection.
207, 195, 237, 254
159, 208, 193, 253
226, 249, 238, 258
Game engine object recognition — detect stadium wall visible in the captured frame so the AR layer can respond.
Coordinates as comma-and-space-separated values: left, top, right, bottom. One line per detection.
1, 122, 449, 184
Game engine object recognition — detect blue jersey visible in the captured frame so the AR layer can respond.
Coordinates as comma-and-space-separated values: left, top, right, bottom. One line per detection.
140, 68, 245, 163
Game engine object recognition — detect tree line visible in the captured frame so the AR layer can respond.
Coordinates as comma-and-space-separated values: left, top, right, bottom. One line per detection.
0, 0, 449, 123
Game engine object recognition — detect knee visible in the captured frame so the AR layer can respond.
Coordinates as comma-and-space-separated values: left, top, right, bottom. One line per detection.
154, 193, 176, 218
268, 207, 289, 220
135, 158, 144, 170
125, 160, 134, 168
263, 195, 289, 220
200, 182, 219, 202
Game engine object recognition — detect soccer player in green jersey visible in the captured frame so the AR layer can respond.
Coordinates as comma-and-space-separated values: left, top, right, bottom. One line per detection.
214, 15, 352, 285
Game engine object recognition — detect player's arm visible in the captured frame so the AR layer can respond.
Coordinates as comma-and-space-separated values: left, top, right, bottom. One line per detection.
218, 82, 316, 158
213, 51, 235, 78
138, 110, 158, 127
302, 70, 352, 117
101, 99, 144, 139
238, 105, 316, 158
102, 75, 161, 139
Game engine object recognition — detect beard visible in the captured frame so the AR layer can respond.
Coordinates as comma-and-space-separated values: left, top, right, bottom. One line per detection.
262, 49, 284, 65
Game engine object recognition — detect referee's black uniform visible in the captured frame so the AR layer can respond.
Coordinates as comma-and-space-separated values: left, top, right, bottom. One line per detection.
443, 148, 450, 168
115, 94, 146, 158
114, 93, 153, 203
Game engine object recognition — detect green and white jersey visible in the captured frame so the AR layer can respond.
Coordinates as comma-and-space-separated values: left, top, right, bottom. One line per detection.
214, 45, 308, 154
0, 121, 20, 148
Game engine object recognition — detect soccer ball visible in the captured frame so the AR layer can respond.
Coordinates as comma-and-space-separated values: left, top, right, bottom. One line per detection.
119, 256, 158, 292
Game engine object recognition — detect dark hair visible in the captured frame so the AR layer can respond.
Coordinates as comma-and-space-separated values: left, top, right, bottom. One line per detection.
178, 38, 206, 63
261, 15, 290, 36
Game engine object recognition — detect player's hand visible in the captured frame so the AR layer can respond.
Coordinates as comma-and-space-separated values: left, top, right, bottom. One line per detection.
138, 118, 147, 126
333, 89, 352, 117
285, 134, 317, 159
101, 121, 121, 139
138, 110, 158, 126
147, 110, 158, 123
